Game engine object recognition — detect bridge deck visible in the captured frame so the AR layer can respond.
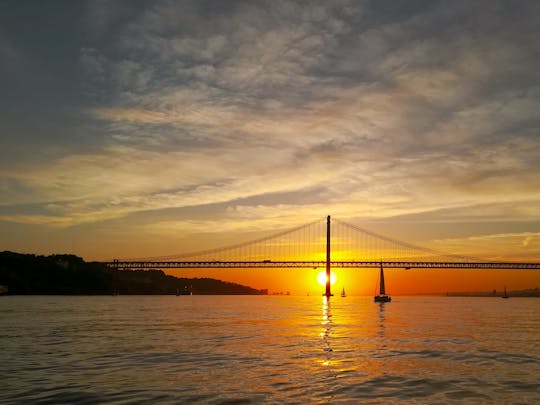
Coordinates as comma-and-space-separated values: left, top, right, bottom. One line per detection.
106, 261, 540, 270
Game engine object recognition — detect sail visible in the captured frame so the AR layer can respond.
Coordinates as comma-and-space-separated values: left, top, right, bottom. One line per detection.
374, 262, 391, 302
379, 264, 386, 295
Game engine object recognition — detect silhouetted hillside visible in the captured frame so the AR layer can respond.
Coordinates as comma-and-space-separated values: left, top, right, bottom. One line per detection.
446, 288, 540, 297
0, 251, 266, 295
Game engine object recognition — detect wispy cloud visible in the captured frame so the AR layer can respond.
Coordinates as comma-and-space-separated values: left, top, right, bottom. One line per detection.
433, 232, 540, 261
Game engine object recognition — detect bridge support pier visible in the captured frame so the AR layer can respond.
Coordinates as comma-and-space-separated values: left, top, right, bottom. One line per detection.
325, 215, 333, 297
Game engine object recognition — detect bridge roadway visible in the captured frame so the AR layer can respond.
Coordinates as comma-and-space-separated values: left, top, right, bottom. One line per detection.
107, 260, 540, 270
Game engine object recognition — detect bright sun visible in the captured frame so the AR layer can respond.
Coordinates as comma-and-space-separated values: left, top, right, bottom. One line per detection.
317, 271, 337, 286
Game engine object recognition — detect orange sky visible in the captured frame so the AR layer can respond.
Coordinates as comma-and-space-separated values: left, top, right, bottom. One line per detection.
165, 267, 540, 296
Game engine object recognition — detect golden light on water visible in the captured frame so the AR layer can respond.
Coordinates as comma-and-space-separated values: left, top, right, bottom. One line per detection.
317, 271, 337, 286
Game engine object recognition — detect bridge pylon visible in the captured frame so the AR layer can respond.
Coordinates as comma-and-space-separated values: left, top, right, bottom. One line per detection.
325, 215, 333, 297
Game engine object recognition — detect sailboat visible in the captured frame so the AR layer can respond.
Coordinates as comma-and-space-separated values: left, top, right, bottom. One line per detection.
341, 287, 346, 298
374, 262, 392, 302
502, 286, 509, 299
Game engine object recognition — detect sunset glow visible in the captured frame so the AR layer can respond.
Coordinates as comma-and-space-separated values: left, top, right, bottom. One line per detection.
317, 271, 337, 287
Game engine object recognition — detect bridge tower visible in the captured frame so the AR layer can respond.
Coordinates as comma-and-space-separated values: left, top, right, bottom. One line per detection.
325, 215, 333, 297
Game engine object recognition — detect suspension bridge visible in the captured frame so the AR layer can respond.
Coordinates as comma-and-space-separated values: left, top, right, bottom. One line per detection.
107, 216, 540, 296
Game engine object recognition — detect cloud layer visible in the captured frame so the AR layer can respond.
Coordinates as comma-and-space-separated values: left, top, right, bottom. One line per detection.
1, 0, 540, 259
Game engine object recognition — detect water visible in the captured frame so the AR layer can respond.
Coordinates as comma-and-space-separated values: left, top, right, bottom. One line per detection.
1, 296, 539, 404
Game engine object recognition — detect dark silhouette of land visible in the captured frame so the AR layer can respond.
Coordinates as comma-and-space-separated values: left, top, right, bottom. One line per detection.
0, 251, 267, 295
446, 288, 540, 297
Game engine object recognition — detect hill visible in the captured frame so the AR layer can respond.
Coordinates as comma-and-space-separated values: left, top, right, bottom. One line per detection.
0, 251, 266, 295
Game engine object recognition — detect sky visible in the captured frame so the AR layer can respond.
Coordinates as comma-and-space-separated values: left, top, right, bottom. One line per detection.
1, 1, 540, 293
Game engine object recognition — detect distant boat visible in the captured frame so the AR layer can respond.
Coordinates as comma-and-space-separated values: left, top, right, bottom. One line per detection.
502, 286, 509, 299
341, 287, 346, 298
374, 262, 392, 303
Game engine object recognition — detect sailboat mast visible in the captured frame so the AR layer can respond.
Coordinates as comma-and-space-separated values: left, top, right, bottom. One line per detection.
379, 263, 386, 295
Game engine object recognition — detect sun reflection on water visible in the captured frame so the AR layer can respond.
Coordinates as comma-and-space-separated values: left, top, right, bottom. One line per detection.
320, 296, 333, 367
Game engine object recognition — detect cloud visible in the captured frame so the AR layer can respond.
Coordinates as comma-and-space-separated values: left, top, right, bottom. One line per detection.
2, 0, 540, 256
522, 235, 534, 247
432, 232, 540, 261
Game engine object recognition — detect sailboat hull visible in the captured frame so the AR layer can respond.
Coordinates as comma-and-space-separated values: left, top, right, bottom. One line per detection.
374, 295, 392, 302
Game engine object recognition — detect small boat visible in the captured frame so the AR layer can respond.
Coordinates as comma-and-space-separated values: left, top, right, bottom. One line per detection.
341, 287, 346, 298
502, 286, 509, 299
374, 262, 391, 303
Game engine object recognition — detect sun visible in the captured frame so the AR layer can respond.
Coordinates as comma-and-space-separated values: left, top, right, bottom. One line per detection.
317, 271, 337, 286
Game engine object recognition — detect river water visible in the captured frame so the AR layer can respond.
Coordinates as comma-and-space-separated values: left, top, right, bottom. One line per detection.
1, 295, 539, 403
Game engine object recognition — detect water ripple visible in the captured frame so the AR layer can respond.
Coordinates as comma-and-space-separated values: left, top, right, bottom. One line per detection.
1, 296, 539, 403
